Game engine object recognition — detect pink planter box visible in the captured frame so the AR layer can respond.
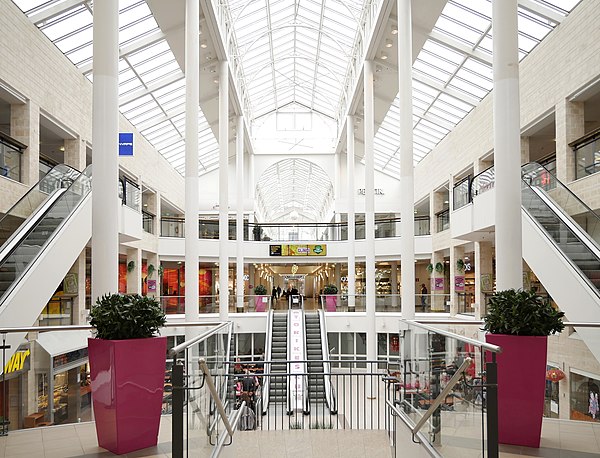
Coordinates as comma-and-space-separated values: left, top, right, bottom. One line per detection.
486, 334, 547, 448
325, 295, 337, 312
88, 337, 167, 455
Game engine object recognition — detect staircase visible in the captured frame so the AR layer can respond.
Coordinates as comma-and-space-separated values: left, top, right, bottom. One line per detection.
269, 312, 288, 408
305, 312, 326, 405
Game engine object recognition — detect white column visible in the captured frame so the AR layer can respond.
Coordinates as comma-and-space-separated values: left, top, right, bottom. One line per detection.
346, 116, 356, 308
364, 60, 376, 363
219, 60, 229, 321
236, 115, 245, 311
91, 0, 119, 301
493, 0, 522, 290
398, 0, 415, 319
184, 0, 200, 325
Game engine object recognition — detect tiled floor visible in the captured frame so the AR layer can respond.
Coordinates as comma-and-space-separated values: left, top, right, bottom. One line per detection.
0, 416, 598, 457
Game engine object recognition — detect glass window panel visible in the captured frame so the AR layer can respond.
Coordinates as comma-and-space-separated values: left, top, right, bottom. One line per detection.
42, 9, 92, 41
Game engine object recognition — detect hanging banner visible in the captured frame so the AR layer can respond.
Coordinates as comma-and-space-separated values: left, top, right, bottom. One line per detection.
118, 132, 134, 156
289, 309, 305, 410
434, 277, 444, 291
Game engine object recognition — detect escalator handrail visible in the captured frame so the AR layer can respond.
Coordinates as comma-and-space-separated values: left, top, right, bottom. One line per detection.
301, 305, 310, 415
0, 164, 81, 228
318, 309, 337, 413
261, 308, 273, 415
0, 187, 68, 266
522, 162, 600, 228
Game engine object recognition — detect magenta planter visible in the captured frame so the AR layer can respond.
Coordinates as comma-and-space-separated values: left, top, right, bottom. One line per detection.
255, 295, 268, 312
325, 295, 337, 312
88, 337, 167, 455
486, 334, 547, 448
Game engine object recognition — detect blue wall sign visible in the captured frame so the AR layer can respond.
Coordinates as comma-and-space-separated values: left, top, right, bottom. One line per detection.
119, 133, 134, 156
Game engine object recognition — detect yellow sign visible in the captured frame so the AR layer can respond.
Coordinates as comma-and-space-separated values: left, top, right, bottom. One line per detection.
4, 349, 30, 375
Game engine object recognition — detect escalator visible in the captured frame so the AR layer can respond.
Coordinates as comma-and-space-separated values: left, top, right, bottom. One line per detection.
263, 312, 288, 409
0, 164, 92, 364
305, 312, 326, 405
520, 162, 600, 361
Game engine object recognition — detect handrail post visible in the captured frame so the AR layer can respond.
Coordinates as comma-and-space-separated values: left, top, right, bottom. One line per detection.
486, 353, 499, 458
172, 360, 184, 458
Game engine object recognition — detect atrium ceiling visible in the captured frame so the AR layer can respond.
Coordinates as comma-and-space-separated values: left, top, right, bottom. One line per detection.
12, 0, 581, 221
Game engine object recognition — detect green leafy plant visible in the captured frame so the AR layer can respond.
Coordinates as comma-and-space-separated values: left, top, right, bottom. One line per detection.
323, 284, 338, 294
456, 259, 465, 272
147, 264, 155, 277
127, 260, 135, 273
254, 284, 267, 295
483, 289, 565, 336
426, 263, 434, 274
90, 293, 166, 340
158, 265, 164, 278
435, 262, 444, 273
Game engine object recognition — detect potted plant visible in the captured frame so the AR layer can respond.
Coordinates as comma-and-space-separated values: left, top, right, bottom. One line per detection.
254, 284, 268, 312
483, 289, 564, 448
88, 293, 167, 454
323, 284, 338, 312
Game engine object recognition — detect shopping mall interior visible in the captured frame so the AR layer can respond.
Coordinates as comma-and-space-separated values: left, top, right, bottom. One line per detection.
1, 0, 600, 456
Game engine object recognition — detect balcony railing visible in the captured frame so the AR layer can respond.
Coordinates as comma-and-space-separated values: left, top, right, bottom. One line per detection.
160, 216, 431, 240
435, 209, 450, 232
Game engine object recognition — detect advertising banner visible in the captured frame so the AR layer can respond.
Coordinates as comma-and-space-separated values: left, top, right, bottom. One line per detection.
271, 244, 327, 256
454, 276, 465, 291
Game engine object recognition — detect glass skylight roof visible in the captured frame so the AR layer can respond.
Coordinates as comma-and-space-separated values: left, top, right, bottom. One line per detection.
14, 0, 581, 184
227, 0, 368, 120
255, 158, 334, 222
373, 0, 580, 172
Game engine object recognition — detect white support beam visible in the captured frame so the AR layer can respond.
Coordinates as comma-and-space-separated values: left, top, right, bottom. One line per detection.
429, 29, 493, 66
518, 0, 565, 24
30, 0, 87, 26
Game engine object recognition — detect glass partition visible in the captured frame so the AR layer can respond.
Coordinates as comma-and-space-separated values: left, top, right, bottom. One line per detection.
0, 140, 21, 182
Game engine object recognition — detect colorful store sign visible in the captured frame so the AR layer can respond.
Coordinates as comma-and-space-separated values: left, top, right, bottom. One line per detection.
269, 244, 327, 256
454, 276, 465, 291
3, 349, 30, 376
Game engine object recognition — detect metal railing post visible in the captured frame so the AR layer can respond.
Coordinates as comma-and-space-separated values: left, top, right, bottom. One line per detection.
486, 353, 499, 458
172, 361, 184, 458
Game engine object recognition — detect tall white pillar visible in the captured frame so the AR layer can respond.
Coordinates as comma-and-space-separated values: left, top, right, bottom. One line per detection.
219, 60, 229, 321
493, 0, 522, 290
236, 115, 245, 311
346, 116, 356, 308
184, 0, 200, 325
364, 60, 376, 364
398, 0, 415, 319
91, 0, 119, 301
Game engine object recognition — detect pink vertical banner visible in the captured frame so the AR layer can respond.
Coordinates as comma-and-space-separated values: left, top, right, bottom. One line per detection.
434, 278, 444, 291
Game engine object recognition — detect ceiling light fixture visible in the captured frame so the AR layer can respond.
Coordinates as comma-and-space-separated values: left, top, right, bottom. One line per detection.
200, 40, 208, 49
385, 39, 393, 48
380, 52, 388, 60
391, 25, 398, 35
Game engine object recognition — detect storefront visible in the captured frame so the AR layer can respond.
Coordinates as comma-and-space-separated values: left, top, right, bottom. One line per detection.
0, 345, 31, 431
35, 331, 91, 425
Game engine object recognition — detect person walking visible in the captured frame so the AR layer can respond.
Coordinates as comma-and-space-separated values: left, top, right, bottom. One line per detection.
420, 283, 428, 311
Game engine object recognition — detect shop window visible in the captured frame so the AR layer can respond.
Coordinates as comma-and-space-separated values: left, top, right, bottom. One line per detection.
570, 371, 600, 422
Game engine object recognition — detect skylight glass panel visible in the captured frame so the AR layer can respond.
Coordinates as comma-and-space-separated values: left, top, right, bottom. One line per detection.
41, 9, 92, 41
